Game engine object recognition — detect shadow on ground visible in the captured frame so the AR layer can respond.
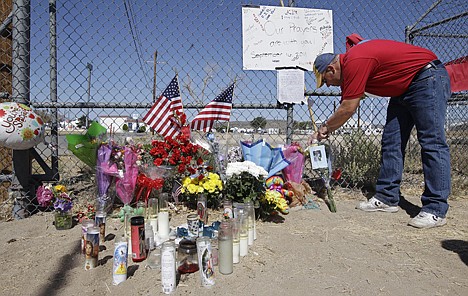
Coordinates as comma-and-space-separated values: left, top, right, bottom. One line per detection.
35, 243, 82, 296
441, 239, 468, 266
398, 195, 421, 217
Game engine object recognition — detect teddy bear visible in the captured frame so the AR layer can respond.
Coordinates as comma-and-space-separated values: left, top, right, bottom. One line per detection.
282, 180, 315, 208
266, 175, 315, 208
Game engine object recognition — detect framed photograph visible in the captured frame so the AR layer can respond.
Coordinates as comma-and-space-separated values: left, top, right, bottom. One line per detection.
309, 145, 328, 169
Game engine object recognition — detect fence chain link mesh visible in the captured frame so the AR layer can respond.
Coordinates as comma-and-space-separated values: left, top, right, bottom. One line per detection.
0, 0, 467, 220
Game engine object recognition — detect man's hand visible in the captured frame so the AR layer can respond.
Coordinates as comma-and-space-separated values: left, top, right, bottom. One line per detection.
317, 124, 329, 141
309, 124, 329, 144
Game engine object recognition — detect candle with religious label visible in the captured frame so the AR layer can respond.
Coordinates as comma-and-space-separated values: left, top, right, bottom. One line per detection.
95, 210, 106, 244
197, 194, 208, 224
112, 235, 128, 285
197, 236, 215, 287
81, 219, 95, 255
84, 226, 100, 270
222, 199, 233, 219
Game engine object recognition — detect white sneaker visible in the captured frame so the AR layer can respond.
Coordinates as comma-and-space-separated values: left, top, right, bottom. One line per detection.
408, 211, 447, 229
356, 197, 399, 213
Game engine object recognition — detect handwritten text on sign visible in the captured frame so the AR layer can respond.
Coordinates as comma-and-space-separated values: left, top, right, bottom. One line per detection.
242, 6, 333, 71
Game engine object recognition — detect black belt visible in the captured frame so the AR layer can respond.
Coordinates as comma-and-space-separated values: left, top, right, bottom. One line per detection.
413, 59, 442, 81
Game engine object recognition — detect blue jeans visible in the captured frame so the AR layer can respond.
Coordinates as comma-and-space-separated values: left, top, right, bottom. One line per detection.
375, 62, 451, 217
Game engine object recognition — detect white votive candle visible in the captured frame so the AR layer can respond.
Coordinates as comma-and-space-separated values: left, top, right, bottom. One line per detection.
218, 238, 233, 275
233, 240, 240, 264
248, 226, 254, 246
240, 234, 248, 257
254, 220, 257, 240
158, 211, 170, 239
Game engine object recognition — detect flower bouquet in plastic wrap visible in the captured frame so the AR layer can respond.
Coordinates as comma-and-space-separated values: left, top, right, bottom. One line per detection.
65, 121, 107, 168
95, 143, 119, 213
281, 143, 319, 209
240, 139, 291, 178
136, 134, 209, 204
115, 145, 139, 206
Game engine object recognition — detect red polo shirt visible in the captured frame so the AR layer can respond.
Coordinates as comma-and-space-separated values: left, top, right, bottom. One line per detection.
340, 40, 437, 100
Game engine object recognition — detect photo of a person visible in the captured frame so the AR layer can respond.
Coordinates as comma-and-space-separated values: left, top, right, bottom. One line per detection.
84, 239, 98, 270
85, 241, 93, 258
313, 150, 322, 162
309, 145, 328, 169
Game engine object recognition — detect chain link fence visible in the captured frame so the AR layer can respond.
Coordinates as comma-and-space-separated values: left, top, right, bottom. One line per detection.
0, 0, 467, 220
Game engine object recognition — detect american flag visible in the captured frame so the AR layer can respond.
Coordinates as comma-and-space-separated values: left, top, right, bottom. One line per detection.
142, 75, 183, 138
190, 83, 235, 132
171, 180, 183, 204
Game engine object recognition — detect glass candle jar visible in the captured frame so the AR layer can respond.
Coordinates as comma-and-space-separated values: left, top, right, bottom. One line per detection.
231, 216, 240, 264
244, 202, 255, 245
161, 241, 177, 294
222, 199, 233, 219
130, 215, 146, 262
158, 193, 170, 240
218, 220, 233, 275
196, 237, 215, 287
177, 239, 199, 274
239, 210, 249, 257
197, 194, 208, 224
147, 197, 159, 239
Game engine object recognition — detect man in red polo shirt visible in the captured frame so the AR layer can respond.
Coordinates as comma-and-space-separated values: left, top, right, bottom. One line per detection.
312, 39, 451, 229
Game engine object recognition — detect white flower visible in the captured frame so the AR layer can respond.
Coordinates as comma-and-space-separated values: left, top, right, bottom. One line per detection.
226, 161, 268, 178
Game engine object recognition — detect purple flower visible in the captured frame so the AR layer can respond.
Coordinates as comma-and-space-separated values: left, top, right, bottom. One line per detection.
54, 199, 73, 213
36, 186, 54, 207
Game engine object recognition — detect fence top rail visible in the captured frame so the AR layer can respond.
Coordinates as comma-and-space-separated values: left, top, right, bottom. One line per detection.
31, 102, 282, 110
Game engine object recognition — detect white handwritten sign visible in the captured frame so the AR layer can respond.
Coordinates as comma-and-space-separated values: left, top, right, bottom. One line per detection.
242, 5, 333, 71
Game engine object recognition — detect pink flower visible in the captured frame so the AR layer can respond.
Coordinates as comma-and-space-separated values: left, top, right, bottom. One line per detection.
36, 185, 54, 207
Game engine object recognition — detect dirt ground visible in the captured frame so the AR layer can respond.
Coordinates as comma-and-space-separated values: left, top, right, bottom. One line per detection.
0, 190, 467, 296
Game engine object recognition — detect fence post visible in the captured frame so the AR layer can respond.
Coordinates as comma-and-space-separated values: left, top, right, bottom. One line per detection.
49, 0, 59, 181
285, 103, 293, 145
11, 0, 32, 219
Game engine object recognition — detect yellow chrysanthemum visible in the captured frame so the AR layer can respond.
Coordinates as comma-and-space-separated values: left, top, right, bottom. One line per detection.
203, 181, 216, 193
263, 190, 289, 213
207, 172, 220, 181
187, 183, 200, 194
197, 186, 204, 193
54, 185, 67, 193
182, 176, 192, 187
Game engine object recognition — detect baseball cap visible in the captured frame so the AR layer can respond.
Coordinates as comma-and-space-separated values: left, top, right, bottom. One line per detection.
313, 53, 336, 88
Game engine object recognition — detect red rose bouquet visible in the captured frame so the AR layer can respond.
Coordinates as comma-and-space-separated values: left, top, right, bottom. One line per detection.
135, 134, 211, 203
145, 134, 210, 176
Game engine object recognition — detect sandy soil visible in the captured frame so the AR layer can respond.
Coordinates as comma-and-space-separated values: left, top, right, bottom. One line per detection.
0, 191, 467, 296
